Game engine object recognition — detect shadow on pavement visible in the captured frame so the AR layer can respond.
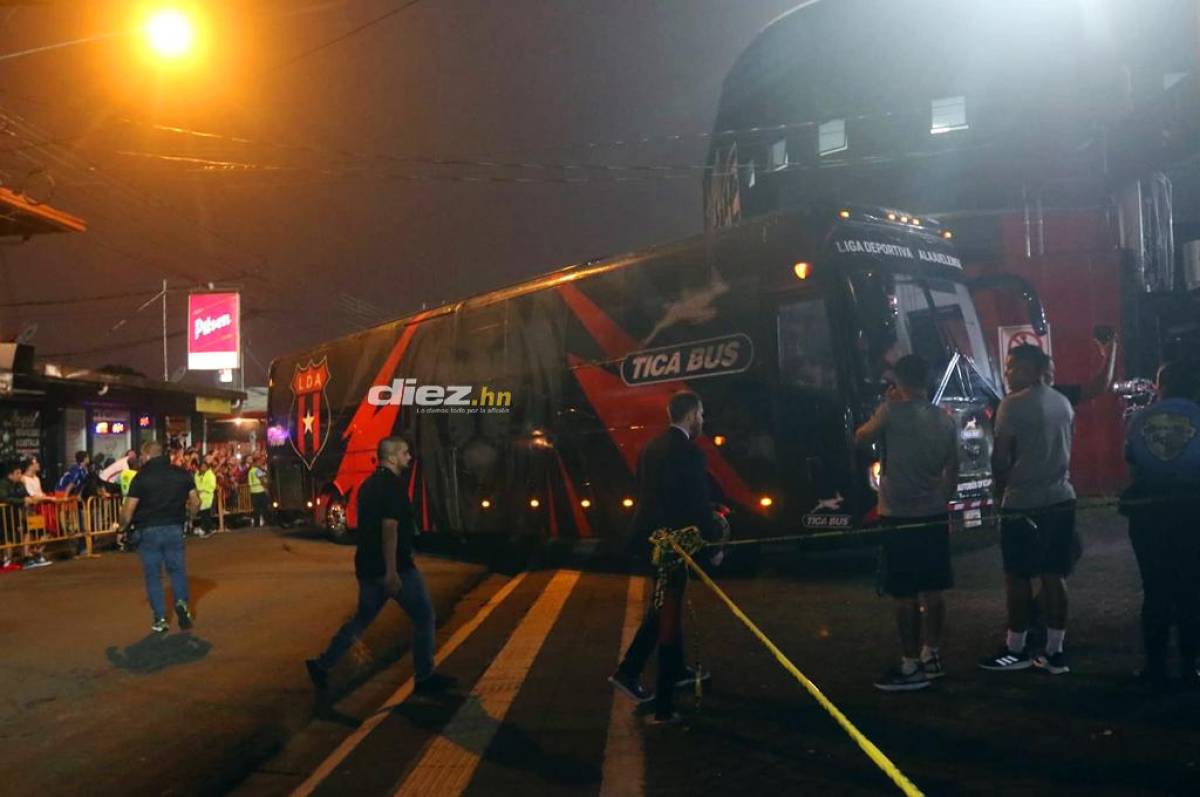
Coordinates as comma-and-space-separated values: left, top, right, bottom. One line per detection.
106, 632, 213, 674
391, 691, 602, 786
313, 696, 363, 728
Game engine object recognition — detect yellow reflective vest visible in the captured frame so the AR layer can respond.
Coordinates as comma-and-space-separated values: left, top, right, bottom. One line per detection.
195, 469, 217, 510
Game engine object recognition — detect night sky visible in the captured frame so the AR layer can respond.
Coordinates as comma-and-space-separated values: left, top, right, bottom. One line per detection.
0, 0, 798, 385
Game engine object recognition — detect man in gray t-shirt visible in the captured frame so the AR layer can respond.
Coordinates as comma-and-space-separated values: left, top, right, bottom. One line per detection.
979, 344, 1077, 676
856, 354, 958, 692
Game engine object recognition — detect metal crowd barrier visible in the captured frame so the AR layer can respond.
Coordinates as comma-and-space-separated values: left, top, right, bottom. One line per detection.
3, 488, 264, 567
1, 496, 91, 563
83, 494, 123, 554
217, 484, 255, 532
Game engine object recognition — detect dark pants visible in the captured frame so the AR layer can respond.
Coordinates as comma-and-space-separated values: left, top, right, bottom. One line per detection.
251, 492, 271, 527
197, 507, 213, 534
1129, 508, 1200, 676
316, 568, 436, 681
136, 524, 190, 620
618, 569, 686, 716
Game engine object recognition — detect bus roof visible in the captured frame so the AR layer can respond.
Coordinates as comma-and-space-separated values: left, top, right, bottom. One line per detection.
268, 206, 957, 369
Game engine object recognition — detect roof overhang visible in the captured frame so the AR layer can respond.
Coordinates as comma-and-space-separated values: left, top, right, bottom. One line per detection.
0, 186, 86, 238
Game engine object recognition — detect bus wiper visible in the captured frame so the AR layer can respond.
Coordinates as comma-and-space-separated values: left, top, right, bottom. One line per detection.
933, 349, 1002, 404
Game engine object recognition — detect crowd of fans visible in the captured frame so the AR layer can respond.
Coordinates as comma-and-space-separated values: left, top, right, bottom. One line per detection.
1, 440, 269, 571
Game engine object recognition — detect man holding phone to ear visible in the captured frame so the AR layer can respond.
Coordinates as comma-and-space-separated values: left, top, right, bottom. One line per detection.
1044, 326, 1119, 407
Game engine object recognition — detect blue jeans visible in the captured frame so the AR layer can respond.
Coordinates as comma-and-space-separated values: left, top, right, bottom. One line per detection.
136, 524, 190, 620
317, 568, 436, 681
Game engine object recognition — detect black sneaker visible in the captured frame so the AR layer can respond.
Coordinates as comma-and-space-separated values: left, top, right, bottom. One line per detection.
174, 600, 194, 630
674, 666, 712, 689
414, 672, 457, 694
921, 651, 945, 680
608, 671, 654, 704
978, 648, 1032, 671
305, 659, 329, 691
1033, 651, 1070, 675
873, 664, 930, 692
151, 617, 169, 634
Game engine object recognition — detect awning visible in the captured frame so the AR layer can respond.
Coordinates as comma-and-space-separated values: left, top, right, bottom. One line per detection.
0, 186, 86, 238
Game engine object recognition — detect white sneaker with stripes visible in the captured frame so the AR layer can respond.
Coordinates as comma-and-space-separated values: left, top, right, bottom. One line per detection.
978, 648, 1032, 671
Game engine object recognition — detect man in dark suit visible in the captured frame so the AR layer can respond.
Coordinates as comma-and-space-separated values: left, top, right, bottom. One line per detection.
609, 391, 722, 724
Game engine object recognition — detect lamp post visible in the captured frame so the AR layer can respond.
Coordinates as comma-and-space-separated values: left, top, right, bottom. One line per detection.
143, 9, 197, 61
0, 7, 200, 64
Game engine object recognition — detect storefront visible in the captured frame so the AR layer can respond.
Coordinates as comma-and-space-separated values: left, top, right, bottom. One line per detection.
0, 345, 244, 483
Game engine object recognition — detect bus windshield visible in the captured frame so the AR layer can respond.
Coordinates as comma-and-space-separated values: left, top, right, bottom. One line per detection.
851, 268, 997, 397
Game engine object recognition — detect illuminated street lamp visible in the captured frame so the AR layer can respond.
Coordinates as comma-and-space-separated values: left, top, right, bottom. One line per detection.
143, 8, 197, 60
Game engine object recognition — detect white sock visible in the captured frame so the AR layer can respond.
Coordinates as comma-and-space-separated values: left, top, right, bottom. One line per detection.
1006, 630, 1027, 653
920, 645, 939, 662
900, 657, 920, 675
1046, 628, 1066, 655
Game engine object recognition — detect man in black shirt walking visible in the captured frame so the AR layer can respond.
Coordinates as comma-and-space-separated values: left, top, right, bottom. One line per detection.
117, 440, 200, 633
306, 436, 454, 694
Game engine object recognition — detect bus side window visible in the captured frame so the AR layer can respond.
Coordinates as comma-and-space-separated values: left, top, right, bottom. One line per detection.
776, 299, 837, 392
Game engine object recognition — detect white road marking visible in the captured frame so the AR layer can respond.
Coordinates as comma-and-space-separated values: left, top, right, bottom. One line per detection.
393, 569, 581, 796
600, 576, 647, 797
290, 571, 529, 797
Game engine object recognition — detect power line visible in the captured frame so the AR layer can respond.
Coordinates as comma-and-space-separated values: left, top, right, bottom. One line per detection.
0, 288, 162, 309
263, 0, 426, 76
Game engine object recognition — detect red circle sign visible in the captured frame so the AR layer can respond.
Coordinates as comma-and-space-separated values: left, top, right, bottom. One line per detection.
1007, 330, 1046, 352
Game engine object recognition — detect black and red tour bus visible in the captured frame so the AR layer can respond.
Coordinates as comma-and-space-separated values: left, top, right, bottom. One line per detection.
266, 206, 1045, 548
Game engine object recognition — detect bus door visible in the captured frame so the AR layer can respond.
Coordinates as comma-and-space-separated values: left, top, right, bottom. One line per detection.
770, 289, 857, 531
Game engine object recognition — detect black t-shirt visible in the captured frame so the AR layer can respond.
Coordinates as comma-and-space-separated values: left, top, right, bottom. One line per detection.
354, 467, 416, 579
127, 456, 195, 527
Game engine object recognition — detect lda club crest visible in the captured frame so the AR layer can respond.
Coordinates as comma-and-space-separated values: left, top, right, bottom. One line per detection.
290, 358, 332, 468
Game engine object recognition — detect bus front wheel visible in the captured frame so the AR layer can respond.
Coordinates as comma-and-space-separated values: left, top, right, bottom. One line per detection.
323, 495, 353, 544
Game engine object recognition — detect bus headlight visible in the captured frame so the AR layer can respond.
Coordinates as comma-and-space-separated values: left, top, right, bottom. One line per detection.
869, 461, 882, 492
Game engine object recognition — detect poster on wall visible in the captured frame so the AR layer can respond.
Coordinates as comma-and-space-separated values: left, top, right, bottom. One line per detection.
0, 407, 41, 462
187, 292, 240, 371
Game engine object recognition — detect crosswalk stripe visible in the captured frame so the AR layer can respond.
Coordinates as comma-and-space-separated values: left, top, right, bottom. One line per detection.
599, 576, 647, 797
290, 571, 529, 797
393, 569, 582, 796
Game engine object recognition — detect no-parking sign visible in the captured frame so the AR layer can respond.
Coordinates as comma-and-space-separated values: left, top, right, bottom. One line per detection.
998, 324, 1052, 391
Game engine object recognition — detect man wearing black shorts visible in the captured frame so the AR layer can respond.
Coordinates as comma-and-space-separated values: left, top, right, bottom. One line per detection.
856, 355, 959, 691
980, 345, 1077, 675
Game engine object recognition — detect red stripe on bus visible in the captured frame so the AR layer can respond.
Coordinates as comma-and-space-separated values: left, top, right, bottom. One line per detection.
554, 451, 591, 538
333, 312, 433, 528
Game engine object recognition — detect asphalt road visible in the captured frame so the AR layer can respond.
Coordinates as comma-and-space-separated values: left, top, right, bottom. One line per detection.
241, 508, 1200, 797
0, 528, 487, 797
5, 510, 1199, 796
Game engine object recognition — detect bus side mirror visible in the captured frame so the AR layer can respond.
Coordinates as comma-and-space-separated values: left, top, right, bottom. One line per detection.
964, 274, 1048, 336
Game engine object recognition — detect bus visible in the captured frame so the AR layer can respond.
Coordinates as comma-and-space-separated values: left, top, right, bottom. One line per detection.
266, 206, 1044, 547
701, 0, 1200, 494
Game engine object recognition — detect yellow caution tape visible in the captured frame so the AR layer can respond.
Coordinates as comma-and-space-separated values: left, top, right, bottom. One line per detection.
670, 538, 925, 797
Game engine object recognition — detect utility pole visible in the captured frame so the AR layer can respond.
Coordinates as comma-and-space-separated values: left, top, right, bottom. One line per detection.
161, 278, 168, 381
